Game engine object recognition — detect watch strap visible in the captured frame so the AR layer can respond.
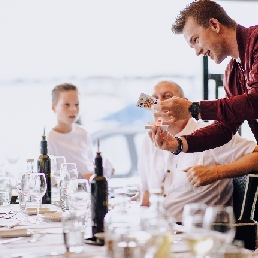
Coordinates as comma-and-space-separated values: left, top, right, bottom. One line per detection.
171, 137, 183, 155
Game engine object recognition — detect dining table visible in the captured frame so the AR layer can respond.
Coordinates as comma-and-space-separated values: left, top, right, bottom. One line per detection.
0, 203, 256, 258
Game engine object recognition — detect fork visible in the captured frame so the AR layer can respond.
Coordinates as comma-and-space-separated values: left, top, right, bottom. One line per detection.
4, 212, 18, 219
0, 210, 14, 218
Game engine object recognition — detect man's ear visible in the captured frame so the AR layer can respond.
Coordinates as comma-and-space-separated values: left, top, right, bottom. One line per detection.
52, 104, 55, 112
209, 18, 221, 33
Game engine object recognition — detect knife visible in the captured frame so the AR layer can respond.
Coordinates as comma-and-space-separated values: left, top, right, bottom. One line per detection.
7, 222, 20, 229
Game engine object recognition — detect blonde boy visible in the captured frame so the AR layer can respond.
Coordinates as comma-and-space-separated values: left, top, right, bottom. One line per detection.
48, 83, 94, 180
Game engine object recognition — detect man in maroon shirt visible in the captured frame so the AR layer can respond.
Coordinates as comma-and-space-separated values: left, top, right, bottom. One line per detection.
150, 0, 258, 156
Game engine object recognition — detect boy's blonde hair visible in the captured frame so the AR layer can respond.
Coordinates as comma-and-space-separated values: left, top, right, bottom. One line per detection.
52, 83, 78, 104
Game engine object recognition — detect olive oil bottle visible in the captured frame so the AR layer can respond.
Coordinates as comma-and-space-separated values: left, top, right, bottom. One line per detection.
91, 139, 108, 236
38, 127, 51, 204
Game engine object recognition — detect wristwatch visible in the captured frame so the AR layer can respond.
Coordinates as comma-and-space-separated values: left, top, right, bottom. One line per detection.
188, 102, 200, 120
171, 137, 183, 155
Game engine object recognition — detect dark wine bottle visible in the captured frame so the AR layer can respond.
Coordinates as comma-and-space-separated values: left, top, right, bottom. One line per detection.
38, 127, 51, 204
91, 139, 108, 237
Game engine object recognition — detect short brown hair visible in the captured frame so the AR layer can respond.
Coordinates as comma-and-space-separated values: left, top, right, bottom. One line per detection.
172, 0, 236, 34
52, 83, 78, 104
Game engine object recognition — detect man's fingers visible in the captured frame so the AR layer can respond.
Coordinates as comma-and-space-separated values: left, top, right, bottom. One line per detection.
153, 103, 171, 112
148, 130, 153, 141
183, 167, 191, 173
153, 110, 170, 117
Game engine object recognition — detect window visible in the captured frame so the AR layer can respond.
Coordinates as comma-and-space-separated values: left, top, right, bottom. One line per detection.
0, 1, 257, 182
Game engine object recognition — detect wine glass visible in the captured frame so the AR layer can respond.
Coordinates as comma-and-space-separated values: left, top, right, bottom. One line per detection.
182, 203, 214, 258
60, 163, 78, 211
60, 163, 78, 181
20, 173, 34, 223
15, 171, 27, 212
204, 206, 236, 255
51, 156, 66, 204
5, 149, 20, 177
30, 173, 47, 223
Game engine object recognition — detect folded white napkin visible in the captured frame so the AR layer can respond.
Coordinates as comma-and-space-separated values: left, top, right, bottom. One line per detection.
0, 228, 33, 238
27, 207, 56, 215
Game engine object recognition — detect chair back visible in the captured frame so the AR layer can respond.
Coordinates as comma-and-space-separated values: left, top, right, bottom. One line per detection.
233, 173, 258, 250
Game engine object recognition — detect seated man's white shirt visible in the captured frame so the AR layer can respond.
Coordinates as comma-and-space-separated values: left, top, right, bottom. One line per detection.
138, 118, 257, 222
138, 118, 256, 222
138, 133, 167, 192
48, 123, 94, 176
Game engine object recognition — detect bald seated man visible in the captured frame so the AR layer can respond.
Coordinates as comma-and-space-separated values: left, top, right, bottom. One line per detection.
137, 81, 258, 222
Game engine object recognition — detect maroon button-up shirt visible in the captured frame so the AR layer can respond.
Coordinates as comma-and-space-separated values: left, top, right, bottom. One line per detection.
184, 25, 258, 152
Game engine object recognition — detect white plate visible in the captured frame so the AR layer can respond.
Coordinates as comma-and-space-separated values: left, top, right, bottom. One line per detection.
0, 228, 33, 238
27, 208, 57, 216
41, 212, 63, 222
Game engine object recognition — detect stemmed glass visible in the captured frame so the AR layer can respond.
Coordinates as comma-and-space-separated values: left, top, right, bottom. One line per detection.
30, 173, 47, 223
183, 203, 214, 258
6, 149, 20, 177
51, 156, 66, 203
60, 163, 78, 211
60, 163, 78, 180
20, 173, 34, 223
15, 172, 26, 212
204, 206, 236, 255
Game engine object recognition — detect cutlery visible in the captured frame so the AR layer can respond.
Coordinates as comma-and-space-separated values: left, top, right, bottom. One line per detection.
7, 222, 20, 229
4, 212, 18, 219
0, 237, 25, 244
0, 222, 20, 228
0, 210, 14, 218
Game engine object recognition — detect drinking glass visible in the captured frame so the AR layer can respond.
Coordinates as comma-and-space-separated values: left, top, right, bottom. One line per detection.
0, 177, 12, 206
62, 211, 85, 253
183, 203, 214, 258
30, 173, 47, 223
60, 163, 78, 211
51, 156, 66, 203
21, 173, 34, 223
60, 163, 78, 181
6, 149, 20, 177
204, 206, 236, 253
15, 171, 27, 211
68, 179, 91, 226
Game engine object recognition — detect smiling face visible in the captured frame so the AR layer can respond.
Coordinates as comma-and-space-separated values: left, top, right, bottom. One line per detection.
183, 16, 228, 64
52, 90, 79, 127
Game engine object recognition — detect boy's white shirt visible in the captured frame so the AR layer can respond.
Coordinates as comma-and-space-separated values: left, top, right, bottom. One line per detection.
138, 118, 257, 221
47, 123, 113, 178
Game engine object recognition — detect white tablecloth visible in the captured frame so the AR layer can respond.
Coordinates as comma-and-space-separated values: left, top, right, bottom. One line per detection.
0, 204, 105, 258
0, 204, 255, 258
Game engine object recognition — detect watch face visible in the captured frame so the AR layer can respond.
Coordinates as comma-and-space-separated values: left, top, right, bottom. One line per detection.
192, 104, 199, 112
189, 102, 200, 119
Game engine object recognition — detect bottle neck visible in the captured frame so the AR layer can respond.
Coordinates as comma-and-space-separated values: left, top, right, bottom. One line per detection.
26, 162, 34, 173
40, 140, 48, 155
95, 152, 103, 176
